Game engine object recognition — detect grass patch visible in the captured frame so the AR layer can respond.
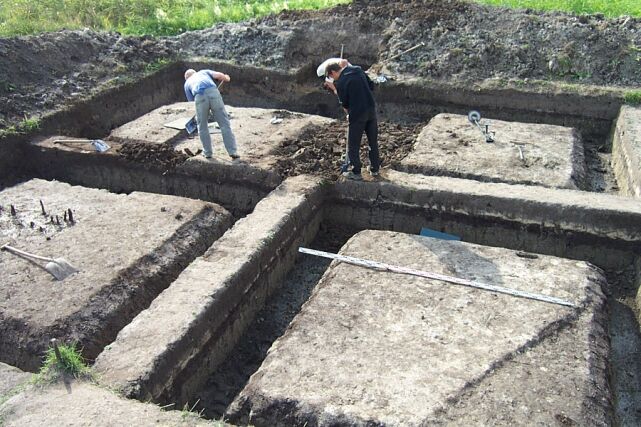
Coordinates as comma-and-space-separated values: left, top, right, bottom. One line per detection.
0, 0, 351, 37
34, 342, 91, 383
470, 0, 641, 18
19, 117, 40, 132
144, 57, 172, 74
624, 89, 641, 105
0, 117, 40, 138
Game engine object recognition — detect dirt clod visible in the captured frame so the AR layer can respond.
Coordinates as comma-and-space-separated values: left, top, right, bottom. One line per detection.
117, 142, 188, 172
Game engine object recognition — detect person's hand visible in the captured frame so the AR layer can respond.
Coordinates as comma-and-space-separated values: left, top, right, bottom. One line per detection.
323, 81, 337, 94
224, 74, 231, 82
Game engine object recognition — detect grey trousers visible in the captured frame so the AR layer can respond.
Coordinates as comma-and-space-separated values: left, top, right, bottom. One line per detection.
194, 87, 237, 157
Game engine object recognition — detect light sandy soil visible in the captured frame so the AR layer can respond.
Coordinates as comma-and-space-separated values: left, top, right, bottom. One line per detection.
0, 179, 232, 371
0, 378, 221, 427
400, 113, 585, 189
228, 230, 610, 425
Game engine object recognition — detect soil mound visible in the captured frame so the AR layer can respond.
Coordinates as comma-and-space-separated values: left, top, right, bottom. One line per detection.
117, 141, 188, 171
1, 0, 640, 130
274, 121, 422, 179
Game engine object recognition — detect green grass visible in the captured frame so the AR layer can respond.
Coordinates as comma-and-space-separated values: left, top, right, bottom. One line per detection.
34, 342, 91, 383
471, 0, 641, 18
0, 0, 351, 37
144, 57, 172, 74
0, 117, 40, 138
624, 89, 641, 105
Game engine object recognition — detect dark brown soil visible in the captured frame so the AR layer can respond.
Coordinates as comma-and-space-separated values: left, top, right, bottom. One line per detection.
117, 141, 189, 172
2, 0, 641, 131
274, 120, 423, 179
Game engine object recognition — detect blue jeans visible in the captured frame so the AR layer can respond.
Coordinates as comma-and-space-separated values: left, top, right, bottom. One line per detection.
194, 87, 237, 157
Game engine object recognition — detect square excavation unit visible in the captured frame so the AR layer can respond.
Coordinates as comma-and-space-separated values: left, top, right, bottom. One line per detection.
229, 230, 610, 426
108, 103, 333, 169
0, 179, 232, 371
399, 113, 586, 189
108, 103, 200, 145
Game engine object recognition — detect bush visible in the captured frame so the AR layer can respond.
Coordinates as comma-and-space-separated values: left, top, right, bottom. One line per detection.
624, 90, 641, 105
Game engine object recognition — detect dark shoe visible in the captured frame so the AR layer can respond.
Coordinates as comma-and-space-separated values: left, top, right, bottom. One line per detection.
342, 171, 363, 181
230, 154, 240, 160
202, 153, 212, 159
367, 166, 379, 177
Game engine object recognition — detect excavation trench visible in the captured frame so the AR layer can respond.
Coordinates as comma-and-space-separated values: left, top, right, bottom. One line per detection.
1, 64, 640, 425
0, 61, 625, 192
119, 181, 639, 423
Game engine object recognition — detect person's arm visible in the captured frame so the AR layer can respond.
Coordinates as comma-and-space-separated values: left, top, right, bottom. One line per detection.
337, 80, 350, 111
206, 70, 231, 84
184, 81, 194, 102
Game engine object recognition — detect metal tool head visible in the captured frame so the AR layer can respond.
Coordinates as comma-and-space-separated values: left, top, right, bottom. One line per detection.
468, 110, 481, 124
91, 139, 110, 152
45, 258, 79, 281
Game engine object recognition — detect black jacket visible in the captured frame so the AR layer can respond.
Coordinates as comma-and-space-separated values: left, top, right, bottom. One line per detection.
335, 66, 376, 123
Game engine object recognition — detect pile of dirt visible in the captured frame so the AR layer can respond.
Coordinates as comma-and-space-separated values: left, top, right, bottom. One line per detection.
176, 23, 289, 68
373, 0, 641, 85
117, 141, 188, 171
1, 0, 641, 131
274, 120, 423, 179
0, 29, 174, 130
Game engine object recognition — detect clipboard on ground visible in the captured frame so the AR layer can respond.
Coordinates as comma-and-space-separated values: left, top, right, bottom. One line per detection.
163, 116, 221, 135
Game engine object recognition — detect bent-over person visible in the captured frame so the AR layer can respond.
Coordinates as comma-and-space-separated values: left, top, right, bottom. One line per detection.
325, 62, 380, 180
184, 69, 239, 160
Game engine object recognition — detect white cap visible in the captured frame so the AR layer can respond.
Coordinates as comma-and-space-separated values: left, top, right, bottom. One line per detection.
316, 58, 343, 77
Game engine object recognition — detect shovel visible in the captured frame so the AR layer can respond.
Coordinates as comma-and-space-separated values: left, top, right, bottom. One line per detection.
53, 139, 111, 152
1, 244, 79, 281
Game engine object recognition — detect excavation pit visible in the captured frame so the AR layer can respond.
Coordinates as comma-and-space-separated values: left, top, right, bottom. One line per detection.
1, 61, 641, 425
108, 103, 196, 145
399, 113, 586, 189
0, 179, 233, 372
107, 103, 334, 170
227, 230, 611, 426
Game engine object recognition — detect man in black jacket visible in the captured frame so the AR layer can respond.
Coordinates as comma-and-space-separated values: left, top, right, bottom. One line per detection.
325, 62, 380, 180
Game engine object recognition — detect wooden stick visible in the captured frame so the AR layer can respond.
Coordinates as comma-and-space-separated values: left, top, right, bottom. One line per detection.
53, 139, 92, 144
299, 247, 576, 308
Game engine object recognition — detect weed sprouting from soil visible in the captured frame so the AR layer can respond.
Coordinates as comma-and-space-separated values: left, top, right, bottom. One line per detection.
0, 117, 40, 138
144, 57, 172, 74
624, 90, 641, 105
19, 117, 40, 132
34, 342, 91, 383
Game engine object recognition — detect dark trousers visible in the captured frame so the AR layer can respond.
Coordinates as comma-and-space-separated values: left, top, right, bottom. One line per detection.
348, 109, 380, 174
